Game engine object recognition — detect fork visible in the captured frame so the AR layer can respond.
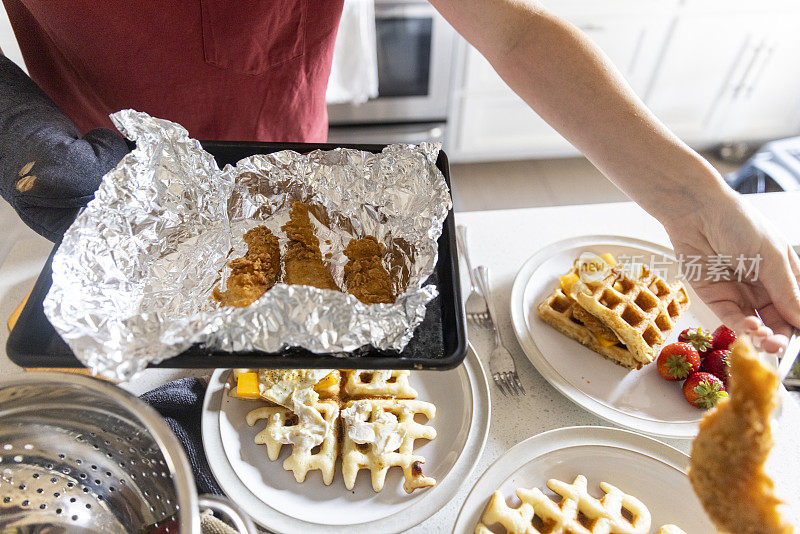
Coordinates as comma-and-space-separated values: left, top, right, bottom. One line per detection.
456, 225, 490, 326
777, 328, 800, 383
750, 310, 799, 392
473, 265, 525, 396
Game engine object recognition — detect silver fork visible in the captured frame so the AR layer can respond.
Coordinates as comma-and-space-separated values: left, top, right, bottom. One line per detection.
456, 225, 490, 326
474, 265, 525, 396
750, 310, 799, 391
777, 328, 800, 384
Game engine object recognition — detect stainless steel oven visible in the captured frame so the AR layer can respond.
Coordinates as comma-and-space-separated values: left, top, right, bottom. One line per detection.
327, 0, 457, 144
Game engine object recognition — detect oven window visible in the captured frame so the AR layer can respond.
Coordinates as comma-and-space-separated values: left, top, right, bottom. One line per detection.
376, 17, 432, 98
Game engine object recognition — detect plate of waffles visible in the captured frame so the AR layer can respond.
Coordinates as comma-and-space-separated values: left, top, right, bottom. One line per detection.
453, 426, 715, 533
201, 345, 490, 533
510, 235, 720, 438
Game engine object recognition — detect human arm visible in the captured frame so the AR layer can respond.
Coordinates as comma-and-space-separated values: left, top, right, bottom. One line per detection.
0, 54, 129, 241
429, 0, 800, 345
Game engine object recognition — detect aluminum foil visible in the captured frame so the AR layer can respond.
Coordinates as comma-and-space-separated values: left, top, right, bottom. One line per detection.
43, 110, 452, 381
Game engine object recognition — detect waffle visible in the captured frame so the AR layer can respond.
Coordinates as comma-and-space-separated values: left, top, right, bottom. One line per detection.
475, 475, 653, 534
246, 400, 339, 485
341, 369, 418, 399
244, 369, 437, 493
341, 399, 436, 493
538, 261, 689, 369
537, 287, 641, 369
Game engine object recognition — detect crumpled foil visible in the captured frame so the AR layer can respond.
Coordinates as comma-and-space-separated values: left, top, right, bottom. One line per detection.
43, 110, 452, 381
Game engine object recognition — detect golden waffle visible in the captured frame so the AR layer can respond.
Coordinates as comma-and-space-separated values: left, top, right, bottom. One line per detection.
341, 369, 418, 399
538, 263, 689, 369
341, 399, 436, 493
689, 338, 793, 533
246, 400, 339, 485
475, 475, 652, 534
573, 265, 689, 366
244, 369, 436, 493
537, 287, 641, 369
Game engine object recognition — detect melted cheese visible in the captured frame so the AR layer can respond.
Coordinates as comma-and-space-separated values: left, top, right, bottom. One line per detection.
341, 400, 406, 454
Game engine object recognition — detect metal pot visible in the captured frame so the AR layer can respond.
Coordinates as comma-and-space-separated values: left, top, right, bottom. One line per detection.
0, 372, 257, 533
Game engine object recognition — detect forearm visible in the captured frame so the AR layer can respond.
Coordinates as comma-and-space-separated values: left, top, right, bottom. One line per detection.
431, 0, 736, 224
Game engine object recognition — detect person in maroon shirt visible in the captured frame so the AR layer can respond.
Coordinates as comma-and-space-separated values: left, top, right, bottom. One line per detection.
0, 0, 797, 349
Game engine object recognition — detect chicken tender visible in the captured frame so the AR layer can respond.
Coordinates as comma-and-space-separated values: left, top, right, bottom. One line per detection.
281, 202, 339, 291
213, 225, 281, 308
689, 338, 793, 534
343, 235, 395, 304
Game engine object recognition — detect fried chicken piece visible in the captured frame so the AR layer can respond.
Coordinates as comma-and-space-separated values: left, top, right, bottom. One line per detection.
571, 303, 620, 347
689, 338, 793, 534
343, 236, 396, 304
213, 225, 281, 308
281, 202, 339, 291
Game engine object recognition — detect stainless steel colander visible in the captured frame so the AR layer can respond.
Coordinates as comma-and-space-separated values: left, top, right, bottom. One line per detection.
0, 372, 256, 533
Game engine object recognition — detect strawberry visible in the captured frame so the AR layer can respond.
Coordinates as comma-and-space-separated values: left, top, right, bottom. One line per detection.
698, 349, 731, 388
656, 343, 701, 381
712, 324, 736, 351
678, 327, 713, 354
682, 372, 728, 409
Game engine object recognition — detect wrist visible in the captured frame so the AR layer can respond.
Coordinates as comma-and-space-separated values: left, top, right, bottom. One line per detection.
638, 151, 738, 230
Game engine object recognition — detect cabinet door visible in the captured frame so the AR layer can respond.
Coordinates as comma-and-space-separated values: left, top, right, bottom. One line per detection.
644, 12, 756, 143
453, 14, 670, 160
454, 96, 576, 160
715, 14, 800, 141
463, 14, 668, 98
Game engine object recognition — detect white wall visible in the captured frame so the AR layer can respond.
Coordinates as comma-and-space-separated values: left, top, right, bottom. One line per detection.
0, 3, 26, 71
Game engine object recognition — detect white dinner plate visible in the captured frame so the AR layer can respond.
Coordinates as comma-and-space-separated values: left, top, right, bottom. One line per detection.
453, 426, 716, 533
202, 345, 490, 533
510, 235, 721, 438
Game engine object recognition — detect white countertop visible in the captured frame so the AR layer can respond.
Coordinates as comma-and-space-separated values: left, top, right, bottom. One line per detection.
1, 192, 799, 532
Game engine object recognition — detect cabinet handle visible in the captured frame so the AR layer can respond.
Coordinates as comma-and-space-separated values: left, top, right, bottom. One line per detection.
746, 45, 774, 99
578, 24, 605, 32
732, 41, 764, 99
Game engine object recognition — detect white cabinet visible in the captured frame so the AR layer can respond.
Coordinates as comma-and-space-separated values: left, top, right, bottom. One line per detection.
643, 12, 753, 143
644, 10, 800, 145
449, 12, 672, 161
712, 15, 800, 141
448, 2, 800, 162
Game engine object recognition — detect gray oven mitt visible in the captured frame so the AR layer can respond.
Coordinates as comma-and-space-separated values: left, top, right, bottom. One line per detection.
0, 54, 129, 241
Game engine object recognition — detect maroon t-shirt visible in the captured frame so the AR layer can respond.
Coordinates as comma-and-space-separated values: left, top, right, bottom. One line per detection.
3, 0, 344, 142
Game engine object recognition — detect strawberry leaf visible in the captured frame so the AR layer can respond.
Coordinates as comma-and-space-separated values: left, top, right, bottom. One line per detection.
693, 379, 728, 409
684, 327, 713, 352
665, 355, 692, 379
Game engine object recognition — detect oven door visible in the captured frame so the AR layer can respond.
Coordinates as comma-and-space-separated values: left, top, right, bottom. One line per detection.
327, 0, 456, 125
327, 121, 445, 144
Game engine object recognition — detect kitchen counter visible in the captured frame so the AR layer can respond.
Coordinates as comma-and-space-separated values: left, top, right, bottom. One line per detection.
1, 192, 799, 532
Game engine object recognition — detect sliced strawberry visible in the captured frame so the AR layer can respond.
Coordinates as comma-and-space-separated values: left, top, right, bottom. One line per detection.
712, 324, 736, 351
656, 343, 701, 381
682, 372, 728, 409
698, 349, 731, 388
678, 327, 713, 354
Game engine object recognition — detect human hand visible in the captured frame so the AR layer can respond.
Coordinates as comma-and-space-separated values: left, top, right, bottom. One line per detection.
663, 192, 800, 353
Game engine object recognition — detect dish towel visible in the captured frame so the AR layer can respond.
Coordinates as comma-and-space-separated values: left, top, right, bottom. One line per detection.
140, 377, 223, 495
142, 378, 270, 533
325, 0, 379, 105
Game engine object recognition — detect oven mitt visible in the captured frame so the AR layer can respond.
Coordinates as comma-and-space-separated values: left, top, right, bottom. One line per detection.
0, 54, 129, 242
140, 377, 224, 495
200, 509, 240, 534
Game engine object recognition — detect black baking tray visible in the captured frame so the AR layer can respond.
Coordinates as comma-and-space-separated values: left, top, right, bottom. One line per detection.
7, 141, 466, 371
